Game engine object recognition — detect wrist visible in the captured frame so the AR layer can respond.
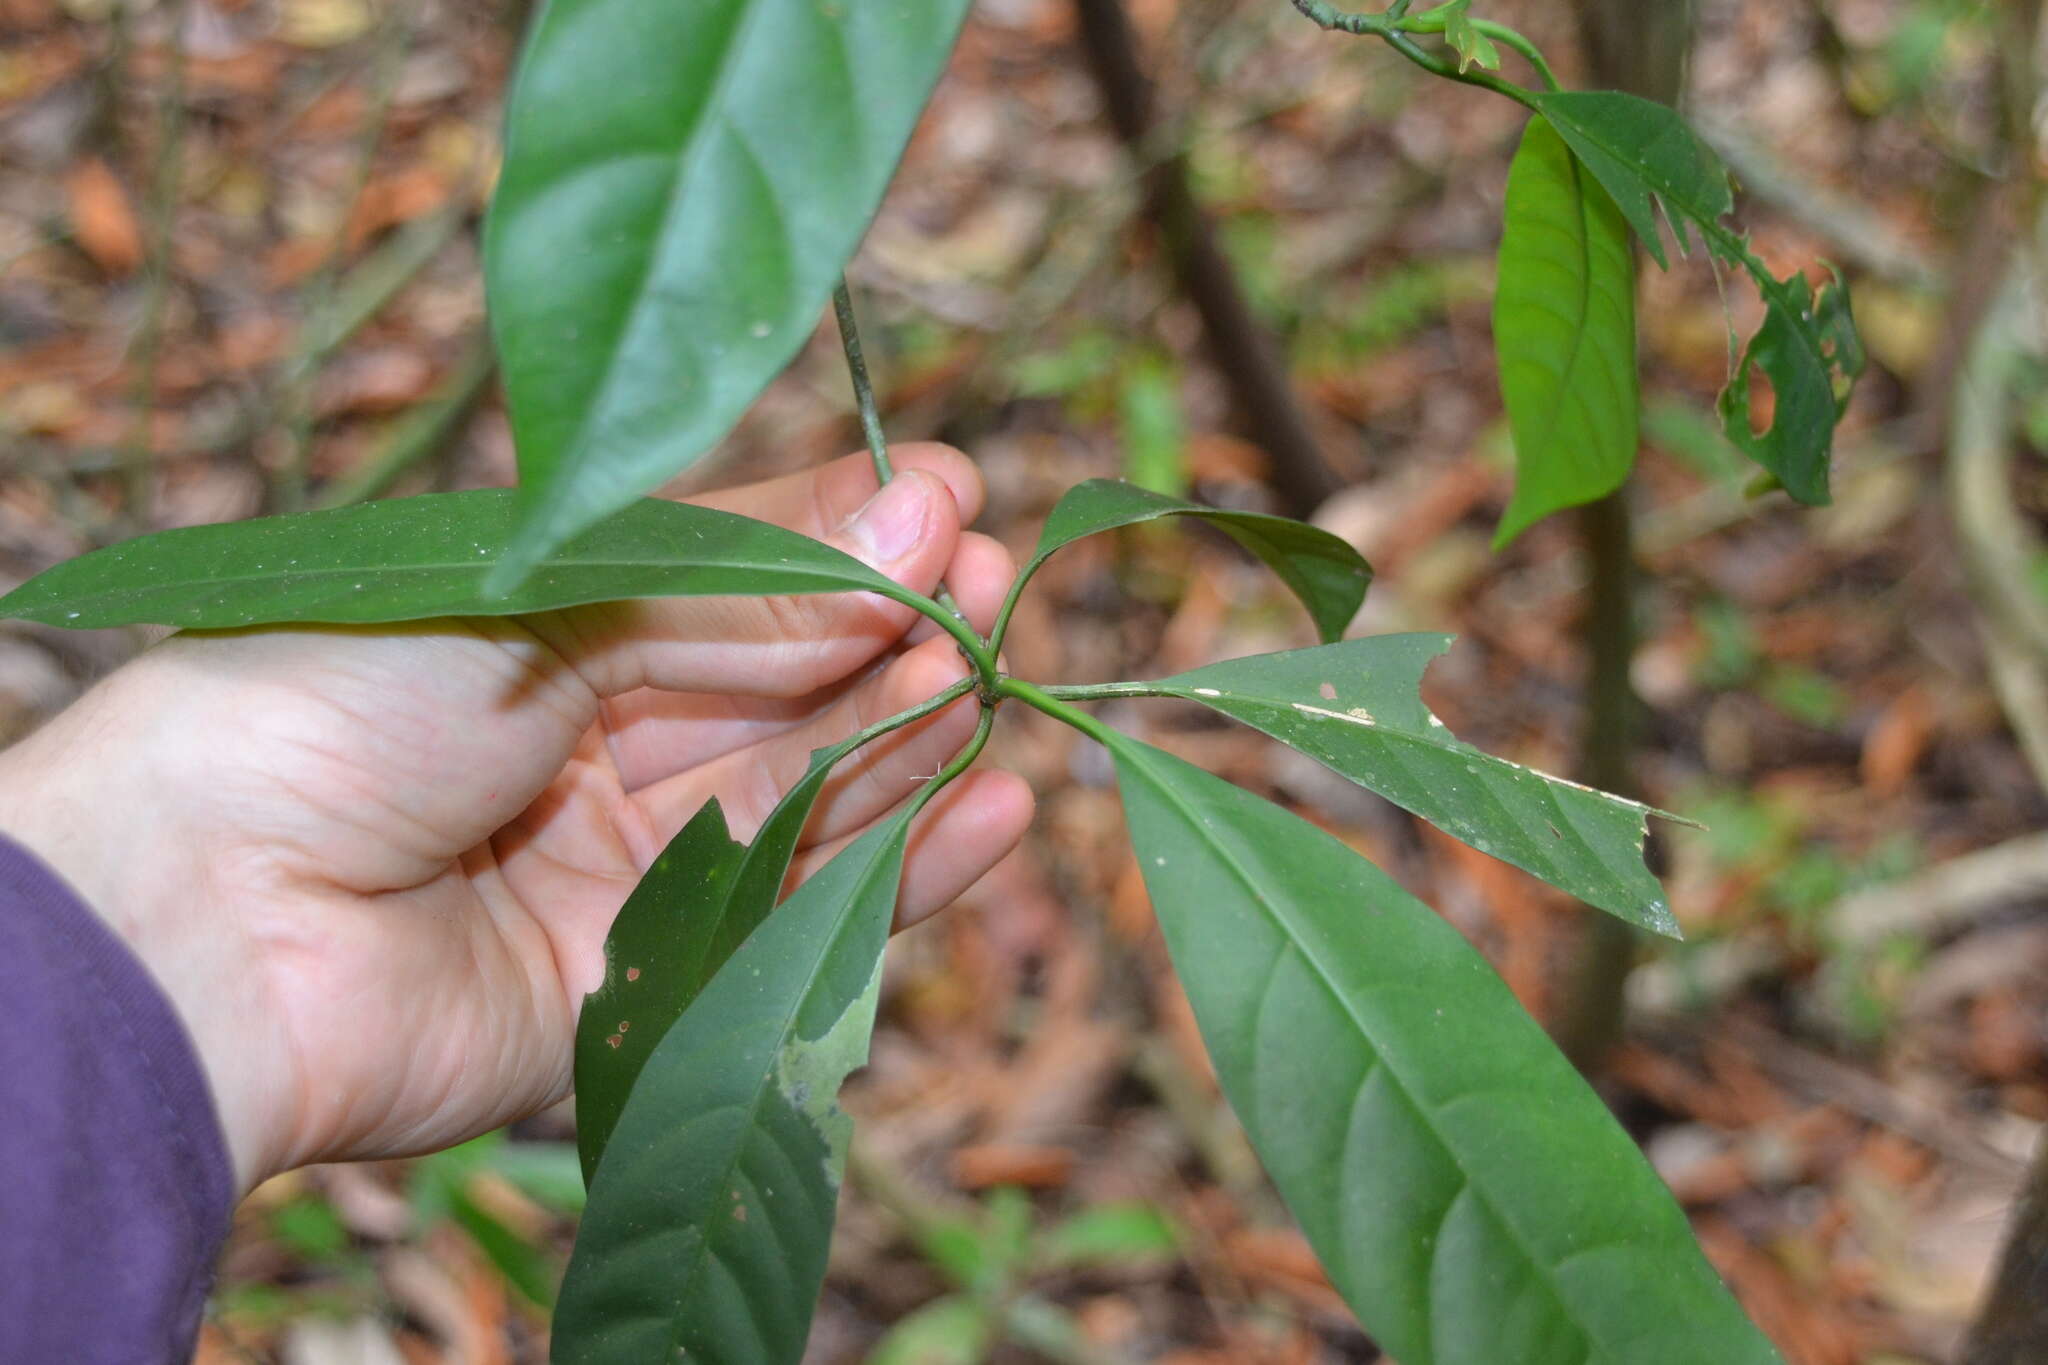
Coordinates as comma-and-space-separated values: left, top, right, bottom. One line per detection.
0, 667, 299, 1194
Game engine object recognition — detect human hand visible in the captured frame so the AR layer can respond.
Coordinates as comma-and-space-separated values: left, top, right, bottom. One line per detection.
0, 445, 1033, 1193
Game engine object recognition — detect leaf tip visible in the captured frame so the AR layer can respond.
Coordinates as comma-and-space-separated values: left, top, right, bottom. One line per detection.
1644, 898, 1684, 940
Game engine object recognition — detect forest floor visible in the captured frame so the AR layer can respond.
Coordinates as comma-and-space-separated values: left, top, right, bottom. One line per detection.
1, 0, 2044, 1361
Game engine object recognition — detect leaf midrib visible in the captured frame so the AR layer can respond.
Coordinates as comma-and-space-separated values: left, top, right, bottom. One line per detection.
651, 827, 899, 1362
1169, 686, 1655, 813
1516, 140, 1613, 466
1116, 742, 1612, 1365
10, 556, 891, 621
49, 556, 866, 593
543, 0, 785, 506
1540, 98, 1756, 283
1161, 687, 1672, 934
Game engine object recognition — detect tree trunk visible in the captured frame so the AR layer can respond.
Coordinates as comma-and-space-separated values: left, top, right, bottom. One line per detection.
1071, 0, 1341, 518
1551, 0, 1694, 1072
1965, 1128, 2048, 1364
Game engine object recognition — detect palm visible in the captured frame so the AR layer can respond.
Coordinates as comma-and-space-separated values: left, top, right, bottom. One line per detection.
237, 669, 877, 1166
0, 449, 1032, 1187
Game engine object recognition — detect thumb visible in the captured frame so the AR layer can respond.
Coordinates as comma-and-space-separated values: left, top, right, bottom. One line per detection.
530, 468, 962, 700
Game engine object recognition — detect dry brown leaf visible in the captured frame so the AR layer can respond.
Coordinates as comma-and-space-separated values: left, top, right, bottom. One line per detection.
1220, 1226, 1349, 1317
1861, 685, 1936, 798
1967, 989, 2043, 1083
314, 346, 438, 417
950, 1143, 1075, 1190
63, 159, 144, 276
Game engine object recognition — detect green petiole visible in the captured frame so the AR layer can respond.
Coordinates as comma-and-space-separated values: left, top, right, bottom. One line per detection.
1289, 0, 1548, 106
997, 675, 1120, 748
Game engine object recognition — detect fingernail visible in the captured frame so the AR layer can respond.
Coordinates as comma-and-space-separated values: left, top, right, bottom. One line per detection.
844, 473, 931, 567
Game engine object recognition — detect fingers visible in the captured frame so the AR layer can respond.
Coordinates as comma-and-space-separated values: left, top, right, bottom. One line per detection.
693, 444, 986, 537
594, 677, 861, 796
594, 529, 1014, 788
530, 467, 962, 700
579, 516, 1016, 789
626, 635, 983, 848
943, 534, 1016, 636
787, 769, 1035, 930
903, 531, 1015, 648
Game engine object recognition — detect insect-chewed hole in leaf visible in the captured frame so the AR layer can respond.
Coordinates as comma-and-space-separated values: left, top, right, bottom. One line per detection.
1740, 362, 1778, 440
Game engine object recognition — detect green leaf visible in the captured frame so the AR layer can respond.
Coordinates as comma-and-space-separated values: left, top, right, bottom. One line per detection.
1116, 355, 1190, 499
1493, 116, 1639, 545
1716, 264, 1863, 506
418, 1131, 588, 1218
867, 1296, 991, 1365
1529, 92, 1727, 272
0, 490, 907, 630
1106, 736, 1783, 1365
1532, 91, 1861, 505
910, 1211, 999, 1292
1026, 479, 1371, 644
574, 733, 890, 1184
552, 815, 911, 1365
1034, 1202, 1180, 1269
482, 1141, 588, 1215
574, 800, 745, 1184
1136, 634, 1677, 936
1415, 0, 1501, 71
445, 1185, 560, 1308
484, 0, 973, 588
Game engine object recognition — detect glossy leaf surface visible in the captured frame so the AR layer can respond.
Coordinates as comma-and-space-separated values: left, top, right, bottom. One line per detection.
573, 734, 882, 1184
0, 490, 907, 630
573, 801, 744, 1184
1533, 91, 1861, 505
553, 816, 909, 1365
1141, 634, 1676, 935
1027, 479, 1370, 643
485, 0, 973, 585
1108, 737, 1782, 1365
1493, 116, 1639, 545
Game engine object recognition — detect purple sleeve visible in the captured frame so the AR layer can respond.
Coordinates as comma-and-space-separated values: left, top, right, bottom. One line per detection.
0, 835, 234, 1364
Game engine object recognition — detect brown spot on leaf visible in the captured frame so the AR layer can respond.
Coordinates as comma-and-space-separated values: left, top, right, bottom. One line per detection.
618, 1020, 630, 1032
625, 967, 641, 982
605, 1034, 623, 1049
1319, 682, 1337, 700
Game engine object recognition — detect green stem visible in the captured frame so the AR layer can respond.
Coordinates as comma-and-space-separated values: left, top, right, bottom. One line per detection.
985, 553, 1040, 660
831, 277, 978, 634
1472, 18, 1561, 91
843, 676, 980, 765
1289, 0, 1542, 108
122, 0, 192, 534
1039, 680, 1177, 702
999, 676, 1120, 747
870, 578, 999, 691
831, 280, 895, 483
907, 699, 997, 816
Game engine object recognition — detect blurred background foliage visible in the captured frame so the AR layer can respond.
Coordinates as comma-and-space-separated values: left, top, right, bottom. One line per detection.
1, 0, 2046, 1361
